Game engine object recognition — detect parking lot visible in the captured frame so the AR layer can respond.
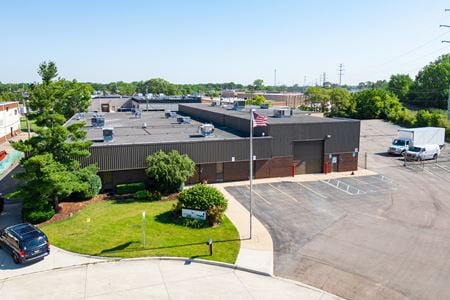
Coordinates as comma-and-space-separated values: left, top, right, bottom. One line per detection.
227, 120, 450, 300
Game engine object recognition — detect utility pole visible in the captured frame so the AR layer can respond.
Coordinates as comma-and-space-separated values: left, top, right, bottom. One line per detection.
323, 72, 327, 87
337, 64, 344, 86
274, 69, 277, 88
441, 9, 450, 120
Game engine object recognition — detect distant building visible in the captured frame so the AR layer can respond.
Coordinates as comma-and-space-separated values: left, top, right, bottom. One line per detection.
220, 90, 305, 108
0, 102, 21, 143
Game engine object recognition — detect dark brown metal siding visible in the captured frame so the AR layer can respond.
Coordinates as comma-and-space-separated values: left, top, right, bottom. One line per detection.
268, 121, 360, 156
293, 141, 324, 174
81, 138, 272, 172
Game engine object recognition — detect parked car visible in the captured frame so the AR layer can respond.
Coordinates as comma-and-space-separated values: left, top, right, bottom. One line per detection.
405, 144, 440, 161
0, 223, 50, 264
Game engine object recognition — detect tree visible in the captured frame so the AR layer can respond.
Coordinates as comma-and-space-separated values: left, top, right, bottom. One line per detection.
329, 88, 355, 117
409, 54, 450, 109
11, 62, 99, 217
305, 87, 331, 112
145, 150, 195, 193
246, 95, 269, 106
144, 78, 178, 95
253, 79, 264, 91
388, 74, 413, 102
177, 184, 228, 225
353, 89, 401, 119
38, 61, 58, 85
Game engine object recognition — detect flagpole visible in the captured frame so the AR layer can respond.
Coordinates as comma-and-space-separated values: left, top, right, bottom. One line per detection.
249, 108, 253, 240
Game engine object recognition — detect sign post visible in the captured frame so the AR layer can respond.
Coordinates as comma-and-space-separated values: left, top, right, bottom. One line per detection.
142, 211, 146, 248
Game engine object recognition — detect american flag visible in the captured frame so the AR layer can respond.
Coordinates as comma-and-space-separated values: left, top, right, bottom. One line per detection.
252, 111, 268, 128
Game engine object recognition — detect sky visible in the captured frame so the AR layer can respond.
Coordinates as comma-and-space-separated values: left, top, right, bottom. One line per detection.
2, 0, 450, 86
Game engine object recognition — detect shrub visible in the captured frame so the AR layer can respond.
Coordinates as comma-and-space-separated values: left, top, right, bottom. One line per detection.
132, 190, 162, 201
133, 190, 149, 200
116, 182, 146, 195
148, 191, 162, 201
177, 184, 228, 226
22, 198, 55, 224
145, 150, 195, 194
82, 174, 102, 199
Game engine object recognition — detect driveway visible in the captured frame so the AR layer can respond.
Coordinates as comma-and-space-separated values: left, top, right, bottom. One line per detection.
226, 120, 450, 300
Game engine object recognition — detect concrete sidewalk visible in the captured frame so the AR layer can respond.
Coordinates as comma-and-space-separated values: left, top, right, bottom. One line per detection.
0, 258, 342, 300
216, 168, 377, 275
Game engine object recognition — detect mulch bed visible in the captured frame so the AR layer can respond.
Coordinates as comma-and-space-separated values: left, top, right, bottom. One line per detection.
37, 194, 107, 227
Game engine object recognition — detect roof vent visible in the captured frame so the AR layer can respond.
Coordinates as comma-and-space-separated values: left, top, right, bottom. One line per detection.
177, 116, 192, 124
198, 124, 214, 137
103, 128, 114, 143
91, 114, 105, 127
273, 107, 291, 118
165, 110, 177, 118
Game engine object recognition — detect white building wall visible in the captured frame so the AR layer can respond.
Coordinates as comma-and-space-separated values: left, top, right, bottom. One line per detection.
0, 102, 21, 139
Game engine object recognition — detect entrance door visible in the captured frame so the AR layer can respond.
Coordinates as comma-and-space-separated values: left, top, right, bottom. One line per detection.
293, 140, 324, 174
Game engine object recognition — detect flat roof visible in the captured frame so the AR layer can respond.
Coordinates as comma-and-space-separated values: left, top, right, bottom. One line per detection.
67, 110, 245, 145
180, 103, 358, 124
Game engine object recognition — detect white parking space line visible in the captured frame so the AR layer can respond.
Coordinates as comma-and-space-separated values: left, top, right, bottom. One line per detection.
244, 186, 272, 206
268, 184, 298, 203
321, 179, 366, 195
295, 182, 328, 199
435, 163, 450, 173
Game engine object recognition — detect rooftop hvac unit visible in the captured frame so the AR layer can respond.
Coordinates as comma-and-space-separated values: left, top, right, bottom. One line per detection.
177, 116, 192, 124
273, 107, 292, 118
198, 124, 214, 137
91, 114, 105, 127
103, 128, 114, 143
165, 110, 177, 118
211, 100, 220, 107
260, 103, 269, 109
232, 100, 246, 110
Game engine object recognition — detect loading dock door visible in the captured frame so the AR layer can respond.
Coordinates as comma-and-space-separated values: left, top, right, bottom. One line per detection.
293, 140, 324, 174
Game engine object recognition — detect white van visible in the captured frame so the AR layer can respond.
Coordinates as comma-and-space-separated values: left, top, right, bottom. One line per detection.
405, 144, 440, 161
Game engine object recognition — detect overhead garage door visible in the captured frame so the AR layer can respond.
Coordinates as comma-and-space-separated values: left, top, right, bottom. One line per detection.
293, 140, 324, 174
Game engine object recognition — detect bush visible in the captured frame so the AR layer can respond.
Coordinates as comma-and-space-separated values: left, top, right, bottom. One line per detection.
133, 190, 149, 200
133, 190, 162, 201
177, 184, 228, 226
145, 150, 195, 194
116, 182, 146, 195
22, 198, 55, 224
82, 174, 102, 199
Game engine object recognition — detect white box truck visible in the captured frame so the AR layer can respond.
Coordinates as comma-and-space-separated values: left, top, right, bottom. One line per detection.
388, 127, 445, 155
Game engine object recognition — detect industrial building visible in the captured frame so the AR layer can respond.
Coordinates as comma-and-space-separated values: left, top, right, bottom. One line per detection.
72, 103, 360, 191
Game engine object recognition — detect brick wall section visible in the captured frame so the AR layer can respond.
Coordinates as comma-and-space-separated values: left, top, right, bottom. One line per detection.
0, 128, 21, 144
224, 161, 249, 182
270, 156, 293, 177
337, 153, 358, 172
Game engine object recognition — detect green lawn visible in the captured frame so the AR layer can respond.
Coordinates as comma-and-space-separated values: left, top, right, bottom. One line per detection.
20, 116, 38, 132
41, 200, 240, 264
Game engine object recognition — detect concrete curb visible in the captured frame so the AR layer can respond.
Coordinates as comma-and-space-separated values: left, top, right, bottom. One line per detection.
1, 255, 272, 281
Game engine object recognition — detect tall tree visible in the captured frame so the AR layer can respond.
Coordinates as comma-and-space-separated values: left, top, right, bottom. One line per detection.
12, 62, 100, 217
253, 79, 264, 91
409, 54, 450, 109
388, 74, 413, 102
38, 61, 58, 85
